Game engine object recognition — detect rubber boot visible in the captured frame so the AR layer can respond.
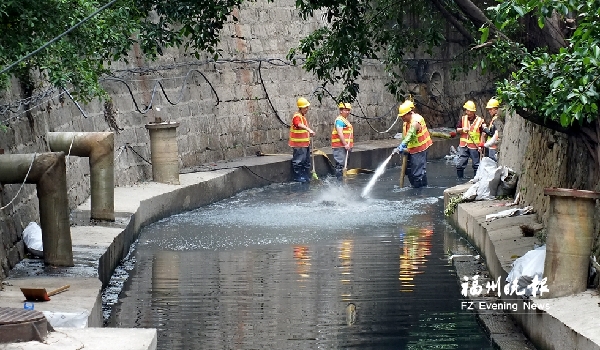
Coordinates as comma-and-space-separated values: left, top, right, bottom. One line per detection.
302, 169, 311, 183
335, 165, 343, 180
293, 168, 307, 182
411, 176, 427, 189
457, 169, 464, 179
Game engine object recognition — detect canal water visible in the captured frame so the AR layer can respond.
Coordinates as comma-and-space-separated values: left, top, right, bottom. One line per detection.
107, 159, 493, 349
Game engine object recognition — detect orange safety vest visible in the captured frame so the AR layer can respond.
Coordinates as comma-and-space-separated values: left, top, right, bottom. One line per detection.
459, 115, 483, 150
403, 114, 433, 154
288, 112, 310, 147
331, 116, 354, 148
486, 116, 499, 150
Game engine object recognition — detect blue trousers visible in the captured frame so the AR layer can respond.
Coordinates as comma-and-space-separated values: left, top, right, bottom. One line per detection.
291, 147, 311, 181
406, 150, 428, 188
332, 147, 351, 179
456, 146, 480, 176
484, 148, 498, 162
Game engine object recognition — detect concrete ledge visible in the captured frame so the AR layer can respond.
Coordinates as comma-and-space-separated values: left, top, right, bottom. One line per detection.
445, 185, 600, 350
0, 328, 157, 350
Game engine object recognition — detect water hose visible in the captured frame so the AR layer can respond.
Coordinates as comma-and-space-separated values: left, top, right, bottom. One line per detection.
312, 149, 373, 175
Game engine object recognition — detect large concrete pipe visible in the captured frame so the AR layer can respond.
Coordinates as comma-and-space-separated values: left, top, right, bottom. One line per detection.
47, 132, 114, 221
543, 188, 600, 298
0, 153, 74, 266
145, 122, 180, 185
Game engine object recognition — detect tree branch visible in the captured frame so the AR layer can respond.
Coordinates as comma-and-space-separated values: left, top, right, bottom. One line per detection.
581, 124, 599, 144
580, 134, 598, 167
453, 0, 515, 44
430, 0, 474, 44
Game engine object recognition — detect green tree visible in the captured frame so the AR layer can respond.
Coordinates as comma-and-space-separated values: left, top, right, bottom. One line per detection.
0, 0, 245, 101
289, 0, 600, 178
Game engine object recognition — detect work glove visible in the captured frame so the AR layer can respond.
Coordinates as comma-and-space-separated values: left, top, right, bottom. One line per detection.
449, 131, 457, 138
395, 143, 407, 154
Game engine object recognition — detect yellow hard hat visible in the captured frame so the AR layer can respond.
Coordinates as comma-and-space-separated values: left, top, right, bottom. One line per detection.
486, 98, 500, 109
338, 102, 352, 109
463, 100, 476, 112
398, 101, 413, 117
297, 97, 310, 108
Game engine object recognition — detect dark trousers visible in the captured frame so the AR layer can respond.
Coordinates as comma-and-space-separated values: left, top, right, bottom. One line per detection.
406, 150, 428, 188
456, 146, 480, 176
484, 148, 498, 162
332, 147, 350, 179
291, 147, 311, 181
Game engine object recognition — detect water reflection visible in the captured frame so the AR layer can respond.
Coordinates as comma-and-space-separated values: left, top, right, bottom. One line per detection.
398, 227, 433, 292
108, 161, 493, 349
294, 245, 311, 279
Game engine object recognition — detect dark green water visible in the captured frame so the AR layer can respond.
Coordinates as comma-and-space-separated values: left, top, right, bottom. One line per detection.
107, 160, 493, 349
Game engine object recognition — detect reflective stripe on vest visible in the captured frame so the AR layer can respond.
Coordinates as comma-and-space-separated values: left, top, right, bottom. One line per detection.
331, 116, 354, 148
486, 116, 499, 150
459, 115, 483, 149
288, 113, 310, 147
403, 114, 433, 154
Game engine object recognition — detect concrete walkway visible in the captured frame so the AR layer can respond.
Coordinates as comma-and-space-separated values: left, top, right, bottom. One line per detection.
445, 184, 600, 350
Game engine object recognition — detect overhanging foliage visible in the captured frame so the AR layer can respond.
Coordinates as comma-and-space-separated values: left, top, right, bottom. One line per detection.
0, 0, 246, 101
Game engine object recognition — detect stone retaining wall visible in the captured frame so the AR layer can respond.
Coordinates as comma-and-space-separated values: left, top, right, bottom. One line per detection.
0, 0, 493, 280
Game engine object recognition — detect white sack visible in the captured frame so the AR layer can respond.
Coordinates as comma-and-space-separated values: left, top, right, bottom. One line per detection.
23, 222, 43, 257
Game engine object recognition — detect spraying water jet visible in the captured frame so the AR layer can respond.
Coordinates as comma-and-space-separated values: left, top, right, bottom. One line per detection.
361, 153, 394, 198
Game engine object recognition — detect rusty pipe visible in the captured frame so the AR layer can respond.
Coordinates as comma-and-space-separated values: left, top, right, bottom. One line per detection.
48, 132, 114, 221
542, 188, 600, 298
0, 153, 73, 266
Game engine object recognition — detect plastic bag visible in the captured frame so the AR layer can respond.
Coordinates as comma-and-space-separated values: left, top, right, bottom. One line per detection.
43, 310, 89, 328
497, 167, 518, 197
22, 222, 43, 257
462, 157, 503, 201
506, 245, 546, 284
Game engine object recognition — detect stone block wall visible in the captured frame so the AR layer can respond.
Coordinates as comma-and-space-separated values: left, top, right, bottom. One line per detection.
499, 112, 595, 228
0, 0, 495, 279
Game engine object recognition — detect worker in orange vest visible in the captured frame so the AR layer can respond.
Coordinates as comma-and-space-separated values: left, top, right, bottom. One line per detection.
392, 100, 433, 188
482, 98, 501, 161
288, 97, 315, 183
331, 102, 354, 179
455, 100, 485, 179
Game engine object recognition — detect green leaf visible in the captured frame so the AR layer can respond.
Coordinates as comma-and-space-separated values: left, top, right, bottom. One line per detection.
537, 17, 544, 29
514, 5, 526, 16
550, 78, 564, 89
560, 113, 569, 126
480, 27, 489, 44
